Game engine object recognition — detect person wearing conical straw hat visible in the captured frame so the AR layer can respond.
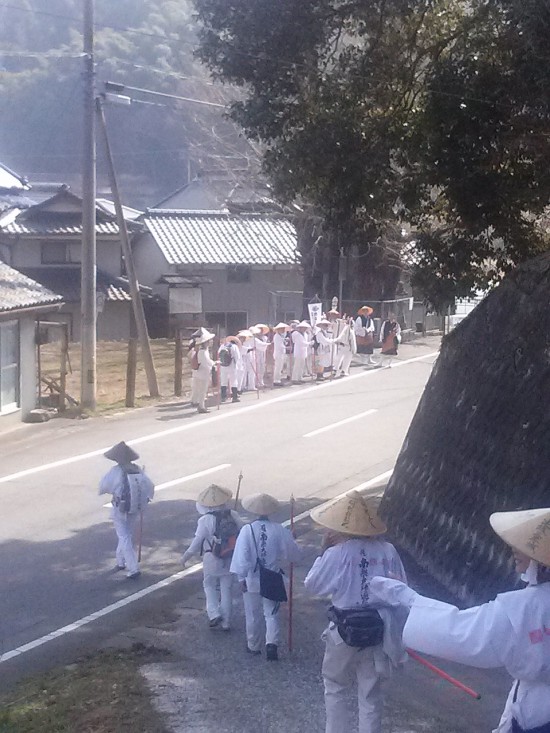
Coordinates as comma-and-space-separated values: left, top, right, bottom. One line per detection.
369, 507, 550, 733
291, 321, 312, 383
272, 322, 289, 386
355, 306, 377, 366
250, 325, 270, 389
181, 484, 243, 631
192, 327, 216, 413
304, 491, 407, 733
230, 493, 301, 661
98, 442, 155, 579
218, 336, 243, 404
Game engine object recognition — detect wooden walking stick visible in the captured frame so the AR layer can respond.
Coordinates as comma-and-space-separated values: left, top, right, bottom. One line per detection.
288, 494, 295, 652
137, 509, 144, 562
407, 649, 481, 700
234, 470, 244, 509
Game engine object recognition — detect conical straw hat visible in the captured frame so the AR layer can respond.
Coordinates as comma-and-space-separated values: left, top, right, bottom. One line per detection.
104, 441, 139, 464
254, 323, 270, 334
195, 327, 215, 345
490, 508, 550, 568
238, 329, 253, 339
241, 493, 280, 516
310, 491, 387, 537
274, 322, 289, 331
197, 484, 233, 508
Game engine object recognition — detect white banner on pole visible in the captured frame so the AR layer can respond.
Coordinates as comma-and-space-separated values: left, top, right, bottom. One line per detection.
308, 302, 322, 328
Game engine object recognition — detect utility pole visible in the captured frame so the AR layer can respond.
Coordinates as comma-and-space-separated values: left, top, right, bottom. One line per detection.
96, 98, 160, 397
81, 0, 97, 409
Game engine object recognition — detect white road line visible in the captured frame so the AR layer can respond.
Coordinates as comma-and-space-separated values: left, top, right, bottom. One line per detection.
0, 467, 393, 665
102, 463, 231, 507
303, 409, 377, 438
0, 351, 437, 486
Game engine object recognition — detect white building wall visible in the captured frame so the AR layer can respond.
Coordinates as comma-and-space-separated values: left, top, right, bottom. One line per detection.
19, 316, 37, 419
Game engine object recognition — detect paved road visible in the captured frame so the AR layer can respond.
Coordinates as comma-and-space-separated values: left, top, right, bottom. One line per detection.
1, 338, 436, 662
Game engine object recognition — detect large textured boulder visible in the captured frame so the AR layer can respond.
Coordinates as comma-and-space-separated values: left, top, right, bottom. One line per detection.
381, 252, 550, 602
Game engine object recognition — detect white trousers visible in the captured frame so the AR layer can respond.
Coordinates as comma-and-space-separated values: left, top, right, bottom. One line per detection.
337, 348, 354, 376
273, 353, 285, 383
203, 573, 233, 628
322, 626, 384, 733
112, 510, 139, 574
193, 376, 209, 409
291, 355, 306, 382
242, 591, 280, 651
244, 354, 257, 390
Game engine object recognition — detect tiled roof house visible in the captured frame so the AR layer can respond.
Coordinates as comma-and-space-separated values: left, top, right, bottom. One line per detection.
0, 260, 63, 421
0, 188, 146, 341
134, 209, 302, 335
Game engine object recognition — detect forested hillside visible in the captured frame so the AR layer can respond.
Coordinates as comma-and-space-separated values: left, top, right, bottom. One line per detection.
0, 0, 255, 208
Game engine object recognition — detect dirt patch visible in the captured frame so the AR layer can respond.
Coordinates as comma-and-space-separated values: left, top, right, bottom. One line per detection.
0, 643, 171, 733
39, 339, 193, 413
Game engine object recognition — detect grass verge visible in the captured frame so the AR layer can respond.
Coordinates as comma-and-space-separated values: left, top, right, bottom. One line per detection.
0, 643, 170, 733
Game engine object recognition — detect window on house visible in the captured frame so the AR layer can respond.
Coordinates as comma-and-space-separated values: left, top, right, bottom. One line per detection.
205, 311, 248, 335
41, 242, 68, 264
227, 265, 251, 283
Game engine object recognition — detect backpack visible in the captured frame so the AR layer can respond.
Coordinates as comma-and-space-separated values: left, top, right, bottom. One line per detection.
116, 467, 151, 514
191, 349, 199, 370
210, 509, 240, 559
218, 345, 233, 367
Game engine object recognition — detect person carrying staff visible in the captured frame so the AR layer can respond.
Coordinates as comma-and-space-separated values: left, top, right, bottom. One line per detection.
304, 491, 408, 733
98, 441, 155, 580
370, 506, 550, 733
230, 493, 301, 661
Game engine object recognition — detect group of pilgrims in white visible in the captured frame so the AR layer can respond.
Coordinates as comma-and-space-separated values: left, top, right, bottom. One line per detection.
187, 306, 402, 413
100, 442, 550, 733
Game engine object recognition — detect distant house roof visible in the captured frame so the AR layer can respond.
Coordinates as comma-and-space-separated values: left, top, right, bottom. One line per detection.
0, 163, 35, 215
0, 261, 63, 313
18, 267, 148, 303
0, 189, 143, 237
154, 169, 276, 211
143, 210, 299, 266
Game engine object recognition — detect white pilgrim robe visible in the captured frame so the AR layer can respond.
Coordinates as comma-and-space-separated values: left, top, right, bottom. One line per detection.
230, 519, 301, 593
403, 584, 550, 732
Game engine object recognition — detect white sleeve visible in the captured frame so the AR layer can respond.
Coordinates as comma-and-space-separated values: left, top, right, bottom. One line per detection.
185, 516, 212, 557
304, 548, 340, 597
98, 466, 120, 495
403, 596, 510, 668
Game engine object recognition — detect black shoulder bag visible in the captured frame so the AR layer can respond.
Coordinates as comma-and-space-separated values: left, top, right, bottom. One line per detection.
327, 606, 384, 649
250, 525, 288, 603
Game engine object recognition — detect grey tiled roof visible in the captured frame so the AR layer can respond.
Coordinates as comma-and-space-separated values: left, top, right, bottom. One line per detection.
143, 210, 299, 266
19, 267, 137, 303
2, 218, 124, 236
0, 261, 63, 312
